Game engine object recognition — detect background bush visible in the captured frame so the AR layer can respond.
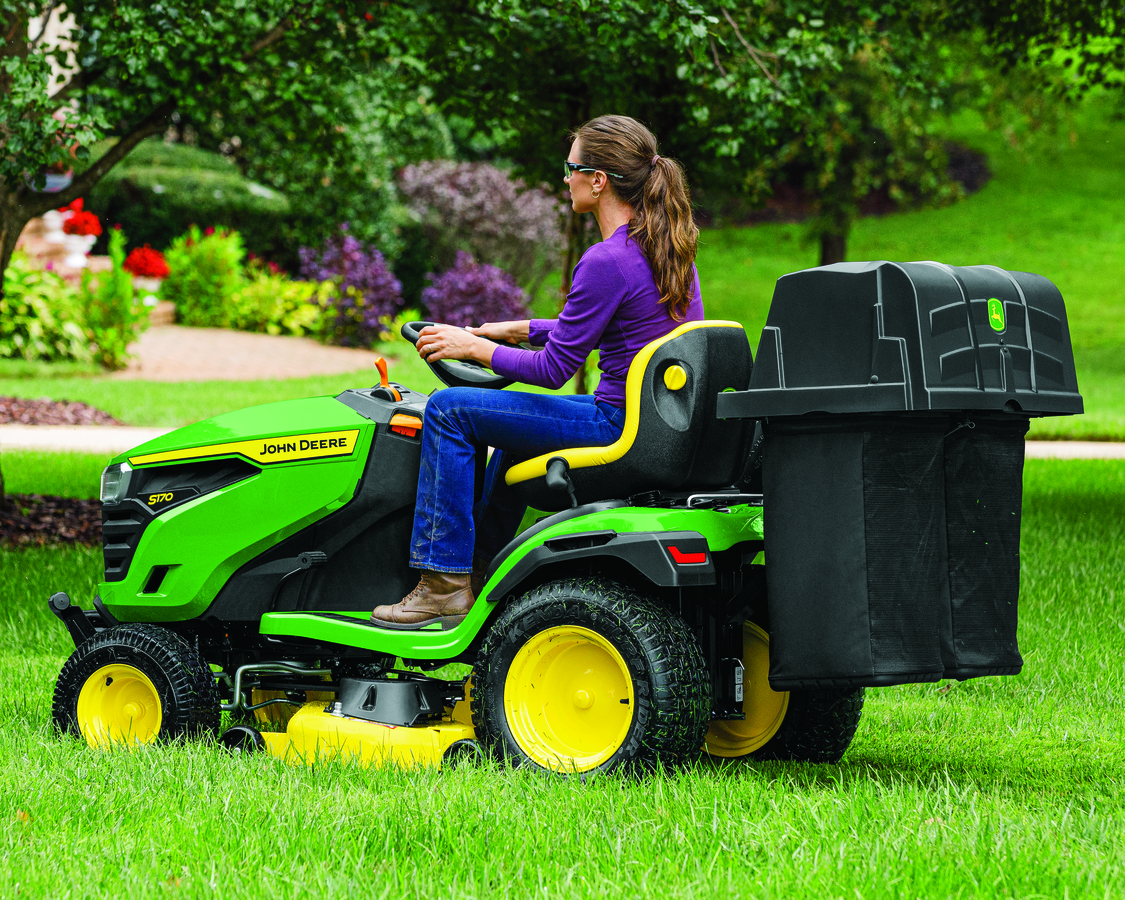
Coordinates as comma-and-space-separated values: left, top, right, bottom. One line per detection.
299, 226, 403, 347
85, 140, 291, 261
79, 229, 149, 371
422, 251, 531, 327
162, 227, 246, 327
0, 255, 91, 363
227, 268, 331, 338
396, 161, 564, 307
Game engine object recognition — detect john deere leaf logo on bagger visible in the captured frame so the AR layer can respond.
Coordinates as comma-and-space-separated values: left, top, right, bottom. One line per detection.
987, 298, 1006, 333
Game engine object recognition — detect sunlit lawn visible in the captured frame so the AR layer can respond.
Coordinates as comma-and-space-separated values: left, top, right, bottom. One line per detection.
1, 458, 1121, 898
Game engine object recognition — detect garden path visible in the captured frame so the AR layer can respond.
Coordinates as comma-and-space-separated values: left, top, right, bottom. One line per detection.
113, 325, 378, 381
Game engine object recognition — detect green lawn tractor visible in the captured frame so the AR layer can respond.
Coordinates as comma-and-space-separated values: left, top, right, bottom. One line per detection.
48, 261, 1082, 775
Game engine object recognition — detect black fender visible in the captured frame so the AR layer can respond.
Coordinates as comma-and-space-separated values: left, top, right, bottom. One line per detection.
486, 527, 716, 602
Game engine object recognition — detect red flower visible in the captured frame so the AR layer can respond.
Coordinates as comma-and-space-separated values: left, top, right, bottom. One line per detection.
62, 209, 102, 237
57, 197, 83, 214
122, 244, 170, 278
204, 226, 216, 236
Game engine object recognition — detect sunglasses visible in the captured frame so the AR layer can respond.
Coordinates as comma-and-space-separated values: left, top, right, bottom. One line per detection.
564, 161, 624, 179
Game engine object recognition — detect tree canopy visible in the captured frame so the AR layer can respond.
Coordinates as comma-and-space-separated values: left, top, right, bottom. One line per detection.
1, 0, 396, 275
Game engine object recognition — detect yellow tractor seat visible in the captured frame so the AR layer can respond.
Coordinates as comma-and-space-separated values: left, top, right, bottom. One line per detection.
505, 320, 754, 511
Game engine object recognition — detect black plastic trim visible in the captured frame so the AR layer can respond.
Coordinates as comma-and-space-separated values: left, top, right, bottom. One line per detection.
483, 500, 628, 585
490, 529, 715, 601
335, 388, 428, 425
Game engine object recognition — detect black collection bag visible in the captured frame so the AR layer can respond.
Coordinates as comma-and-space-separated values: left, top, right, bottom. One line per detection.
762, 414, 1026, 691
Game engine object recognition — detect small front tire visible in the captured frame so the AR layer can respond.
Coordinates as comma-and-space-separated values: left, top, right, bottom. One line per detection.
53, 624, 220, 747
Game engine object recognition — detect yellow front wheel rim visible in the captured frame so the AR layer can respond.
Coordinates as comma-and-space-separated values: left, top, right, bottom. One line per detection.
76, 664, 163, 748
704, 622, 789, 757
504, 625, 635, 772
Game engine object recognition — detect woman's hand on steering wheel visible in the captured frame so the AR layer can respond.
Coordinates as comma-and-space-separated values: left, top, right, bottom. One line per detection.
467, 320, 531, 345
416, 324, 496, 367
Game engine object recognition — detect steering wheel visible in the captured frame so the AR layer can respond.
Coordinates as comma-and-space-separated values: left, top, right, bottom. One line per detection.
400, 321, 515, 390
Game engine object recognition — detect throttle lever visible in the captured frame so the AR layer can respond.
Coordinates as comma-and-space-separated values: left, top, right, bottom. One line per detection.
371, 356, 402, 401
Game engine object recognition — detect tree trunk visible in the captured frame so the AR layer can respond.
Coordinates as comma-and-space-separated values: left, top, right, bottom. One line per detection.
819, 230, 847, 266
0, 196, 34, 512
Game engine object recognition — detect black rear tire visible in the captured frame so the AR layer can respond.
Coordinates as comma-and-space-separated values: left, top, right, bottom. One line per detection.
750, 687, 865, 763
703, 617, 864, 764
473, 577, 710, 775
53, 623, 220, 745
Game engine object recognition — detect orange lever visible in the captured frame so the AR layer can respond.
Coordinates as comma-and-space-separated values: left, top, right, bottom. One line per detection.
374, 356, 390, 389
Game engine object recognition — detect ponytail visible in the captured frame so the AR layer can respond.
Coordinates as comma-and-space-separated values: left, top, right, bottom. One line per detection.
571, 116, 699, 319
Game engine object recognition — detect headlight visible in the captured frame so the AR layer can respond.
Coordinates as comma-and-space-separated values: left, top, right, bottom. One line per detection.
100, 462, 132, 504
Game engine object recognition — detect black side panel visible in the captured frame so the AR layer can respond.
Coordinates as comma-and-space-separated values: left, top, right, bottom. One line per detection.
203, 429, 421, 622
943, 417, 1026, 678
861, 428, 948, 680
764, 430, 874, 687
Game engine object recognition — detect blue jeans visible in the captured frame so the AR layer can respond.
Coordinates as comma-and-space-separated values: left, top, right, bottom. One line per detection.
410, 388, 626, 572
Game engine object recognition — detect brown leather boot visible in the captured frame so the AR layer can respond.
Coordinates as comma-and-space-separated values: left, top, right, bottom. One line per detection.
369, 571, 475, 630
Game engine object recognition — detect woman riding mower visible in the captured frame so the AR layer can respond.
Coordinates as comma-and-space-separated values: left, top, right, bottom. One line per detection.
370, 114, 704, 628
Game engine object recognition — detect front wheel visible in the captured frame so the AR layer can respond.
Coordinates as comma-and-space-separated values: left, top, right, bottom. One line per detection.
52, 624, 220, 747
473, 578, 711, 775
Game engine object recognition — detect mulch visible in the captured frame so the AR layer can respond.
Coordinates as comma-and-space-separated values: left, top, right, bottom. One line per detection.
0, 396, 123, 426
0, 495, 101, 547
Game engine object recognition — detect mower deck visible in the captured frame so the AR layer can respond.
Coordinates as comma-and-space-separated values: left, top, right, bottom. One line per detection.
260, 701, 477, 770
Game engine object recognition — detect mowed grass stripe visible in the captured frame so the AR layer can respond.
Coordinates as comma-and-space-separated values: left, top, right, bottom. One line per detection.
0, 460, 1121, 897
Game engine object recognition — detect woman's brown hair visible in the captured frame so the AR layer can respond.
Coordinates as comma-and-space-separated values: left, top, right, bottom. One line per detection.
572, 115, 699, 319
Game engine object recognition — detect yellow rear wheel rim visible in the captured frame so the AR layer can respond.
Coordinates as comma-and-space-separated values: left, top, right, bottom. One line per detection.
704, 622, 789, 757
504, 625, 635, 772
76, 664, 163, 748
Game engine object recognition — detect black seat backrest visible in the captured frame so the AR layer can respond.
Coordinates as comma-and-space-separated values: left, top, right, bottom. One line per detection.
506, 320, 754, 510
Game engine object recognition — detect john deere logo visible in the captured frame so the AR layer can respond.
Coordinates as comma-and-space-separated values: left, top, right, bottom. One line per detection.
987, 298, 1006, 333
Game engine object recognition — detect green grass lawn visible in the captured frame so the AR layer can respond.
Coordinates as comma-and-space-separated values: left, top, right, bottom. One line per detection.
1, 459, 1122, 897
2, 451, 108, 498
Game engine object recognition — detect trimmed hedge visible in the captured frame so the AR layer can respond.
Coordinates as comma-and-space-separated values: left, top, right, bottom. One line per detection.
87, 140, 290, 260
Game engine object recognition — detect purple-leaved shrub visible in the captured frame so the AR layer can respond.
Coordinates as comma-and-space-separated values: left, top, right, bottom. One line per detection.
398, 161, 564, 296
298, 224, 403, 346
422, 251, 531, 327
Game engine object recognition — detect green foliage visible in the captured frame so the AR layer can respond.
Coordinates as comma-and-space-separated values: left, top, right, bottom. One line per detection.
186, 67, 456, 270
227, 270, 331, 338
746, 33, 968, 261
86, 140, 291, 258
162, 226, 246, 327
0, 254, 90, 363
78, 229, 148, 371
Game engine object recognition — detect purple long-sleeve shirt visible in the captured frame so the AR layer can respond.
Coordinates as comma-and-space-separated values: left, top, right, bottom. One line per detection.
490, 224, 704, 408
